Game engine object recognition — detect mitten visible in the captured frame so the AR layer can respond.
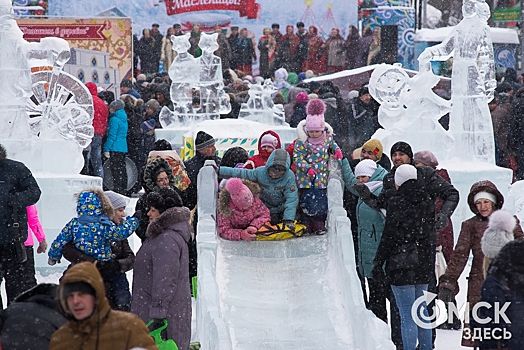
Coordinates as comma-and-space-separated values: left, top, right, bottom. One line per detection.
352, 183, 372, 200
333, 149, 343, 160
97, 259, 121, 279
307, 168, 316, 178
282, 220, 295, 231
246, 226, 258, 234
435, 213, 449, 231
438, 287, 454, 304
371, 264, 386, 282
240, 229, 256, 242
48, 257, 60, 266
37, 240, 48, 254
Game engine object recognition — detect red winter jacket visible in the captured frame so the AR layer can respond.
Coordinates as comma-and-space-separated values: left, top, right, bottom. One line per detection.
86, 82, 108, 136
244, 130, 282, 169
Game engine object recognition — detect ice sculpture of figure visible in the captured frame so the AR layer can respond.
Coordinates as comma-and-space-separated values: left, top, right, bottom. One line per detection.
418, 0, 496, 163
238, 79, 287, 125
370, 63, 453, 162
197, 32, 231, 117
159, 33, 199, 128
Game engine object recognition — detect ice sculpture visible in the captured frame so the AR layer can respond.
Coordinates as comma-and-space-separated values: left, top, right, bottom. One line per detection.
159, 32, 231, 128
238, 79, 288, 125
369, 63, 453, 162
198, 32, 230, 116
159, 33, 199, 128
418, 0, 496, 163
0, 0, 93, 173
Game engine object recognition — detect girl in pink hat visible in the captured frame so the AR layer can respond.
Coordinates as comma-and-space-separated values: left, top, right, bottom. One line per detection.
218, 178, 271, 241
293, 99, 343, 234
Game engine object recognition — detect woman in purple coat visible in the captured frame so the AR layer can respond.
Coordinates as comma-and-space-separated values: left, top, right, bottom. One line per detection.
131, 187, 192, 350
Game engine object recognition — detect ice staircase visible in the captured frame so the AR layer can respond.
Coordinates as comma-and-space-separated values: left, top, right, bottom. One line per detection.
195, 163, 395, 349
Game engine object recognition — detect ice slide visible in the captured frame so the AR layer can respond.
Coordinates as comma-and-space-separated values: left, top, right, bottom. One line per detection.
195, 164, 395, 349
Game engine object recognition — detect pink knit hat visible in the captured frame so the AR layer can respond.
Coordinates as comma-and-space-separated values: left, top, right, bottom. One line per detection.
260, 133, 278, 149
225, 178, 253, 209
296, 92, 309, 104
305, 99, 326, 131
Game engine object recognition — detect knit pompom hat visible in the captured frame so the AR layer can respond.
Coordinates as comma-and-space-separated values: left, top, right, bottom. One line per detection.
355, 159, 377, 178
305, 99, 326, 131
296, 92, 309, 104
481, 210, 516, 259
225, 178, 253, 210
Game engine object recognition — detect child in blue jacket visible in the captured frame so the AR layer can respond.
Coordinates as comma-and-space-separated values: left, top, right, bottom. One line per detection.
219, 149, 298, 230
48, 188, 138, 305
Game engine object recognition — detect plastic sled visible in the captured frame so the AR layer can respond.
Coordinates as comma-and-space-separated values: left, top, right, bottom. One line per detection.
146, 319, 178, 350
255, 221, 306, 241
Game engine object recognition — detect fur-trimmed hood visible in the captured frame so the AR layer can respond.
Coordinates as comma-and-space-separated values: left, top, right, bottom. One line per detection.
146, 206, 191, 239
296, 119, 334, 142
75, 187, 114, 219
467, 180, 504, 216
143, 157, 176, 193
218, 179, 261, 217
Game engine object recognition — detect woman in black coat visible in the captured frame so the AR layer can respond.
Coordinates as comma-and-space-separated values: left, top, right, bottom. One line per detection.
472, 240, 524, 350
372, 164, 434, 350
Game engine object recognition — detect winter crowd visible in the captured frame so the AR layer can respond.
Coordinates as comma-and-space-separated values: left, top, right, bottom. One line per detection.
134, 22, 380, 79
0, 23, 523, 350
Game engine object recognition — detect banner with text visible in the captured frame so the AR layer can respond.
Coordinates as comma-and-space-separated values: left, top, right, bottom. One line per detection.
165, 0, 260, 19
493, 0, 521, 22
17, 18, 133, 81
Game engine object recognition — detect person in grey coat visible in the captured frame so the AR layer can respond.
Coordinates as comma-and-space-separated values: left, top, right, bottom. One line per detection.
131, 187, 192, 350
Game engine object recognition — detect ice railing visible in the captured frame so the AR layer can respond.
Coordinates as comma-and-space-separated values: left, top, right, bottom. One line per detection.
195, 161, 394, 349
195, 163, 231, 349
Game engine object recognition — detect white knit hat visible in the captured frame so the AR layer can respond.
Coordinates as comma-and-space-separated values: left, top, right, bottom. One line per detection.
394, 164, 417, 187
474, 191, 497, 205
355, 159, 377, 178
481, 210, 516, 259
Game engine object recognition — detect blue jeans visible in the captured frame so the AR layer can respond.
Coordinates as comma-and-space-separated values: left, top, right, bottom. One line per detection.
88, 135, 103, 177
391, 284, 432, 350
108, 273, 131, 308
